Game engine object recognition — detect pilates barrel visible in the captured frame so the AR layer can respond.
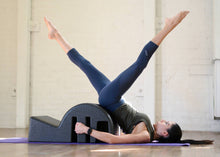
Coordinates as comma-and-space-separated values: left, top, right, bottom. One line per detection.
28, 103, 118, 143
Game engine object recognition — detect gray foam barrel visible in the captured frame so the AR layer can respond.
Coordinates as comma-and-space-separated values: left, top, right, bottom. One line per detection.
28, 103, 118, 143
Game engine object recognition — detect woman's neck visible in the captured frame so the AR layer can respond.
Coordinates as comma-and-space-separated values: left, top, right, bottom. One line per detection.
153, 132, 160, 140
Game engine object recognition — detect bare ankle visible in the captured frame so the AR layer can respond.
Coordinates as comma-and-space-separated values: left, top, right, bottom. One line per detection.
54, 31, 61, 39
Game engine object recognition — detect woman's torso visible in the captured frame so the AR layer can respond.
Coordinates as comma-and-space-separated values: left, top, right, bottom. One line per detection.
111, 103, 154, 141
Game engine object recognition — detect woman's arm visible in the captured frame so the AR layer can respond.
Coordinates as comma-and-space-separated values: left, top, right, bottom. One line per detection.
75, 122, 150, 144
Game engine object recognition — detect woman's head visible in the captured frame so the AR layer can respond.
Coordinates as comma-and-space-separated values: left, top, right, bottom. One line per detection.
154, 120, 213, 144
154, 120, 182, 143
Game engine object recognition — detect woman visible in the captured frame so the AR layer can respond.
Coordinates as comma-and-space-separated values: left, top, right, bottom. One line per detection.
44, 11, 212, 144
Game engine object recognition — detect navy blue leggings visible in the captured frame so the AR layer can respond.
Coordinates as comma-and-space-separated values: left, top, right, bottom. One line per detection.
67, 41, 158, 112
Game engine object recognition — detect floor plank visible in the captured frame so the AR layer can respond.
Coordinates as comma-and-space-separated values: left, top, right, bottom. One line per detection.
0, 129, 219, 157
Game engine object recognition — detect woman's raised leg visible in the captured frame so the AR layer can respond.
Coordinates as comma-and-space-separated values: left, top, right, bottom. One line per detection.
98, 11, 190, 111
44, 17, 111, 94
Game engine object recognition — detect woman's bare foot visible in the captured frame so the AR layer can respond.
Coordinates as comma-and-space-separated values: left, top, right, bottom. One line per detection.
151, 11, 189, 45
44, 17, 72, 53
44, 17, 58, 40
164, 11, 190, 31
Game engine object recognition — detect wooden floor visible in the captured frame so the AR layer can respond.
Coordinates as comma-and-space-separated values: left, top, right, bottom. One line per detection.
0, 129, 220, 157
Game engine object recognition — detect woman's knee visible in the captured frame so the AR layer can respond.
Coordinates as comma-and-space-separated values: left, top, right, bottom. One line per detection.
98, 94, 111, 106
98, 91, 117, 106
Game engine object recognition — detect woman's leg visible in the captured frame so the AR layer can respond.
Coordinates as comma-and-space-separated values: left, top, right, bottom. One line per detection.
98, 41, 158, 111
44, 17, 110, 94
99, 11, 189, 112
67, 49, 111, 94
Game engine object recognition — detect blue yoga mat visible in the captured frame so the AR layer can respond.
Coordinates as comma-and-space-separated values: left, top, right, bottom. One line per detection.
0, 137, 190, 146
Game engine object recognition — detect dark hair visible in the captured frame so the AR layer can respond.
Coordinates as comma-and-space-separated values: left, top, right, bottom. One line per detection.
158, 123, 213, 144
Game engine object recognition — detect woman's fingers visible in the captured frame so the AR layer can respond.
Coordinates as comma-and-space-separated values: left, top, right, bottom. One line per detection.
75, 122, 88, 134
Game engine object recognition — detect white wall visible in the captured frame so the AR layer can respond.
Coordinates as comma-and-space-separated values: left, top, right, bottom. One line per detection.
0, 0, 17, 127
156, 0, 220, 131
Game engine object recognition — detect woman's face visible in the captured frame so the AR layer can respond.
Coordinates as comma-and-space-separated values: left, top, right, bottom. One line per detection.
154, 120, 175, 137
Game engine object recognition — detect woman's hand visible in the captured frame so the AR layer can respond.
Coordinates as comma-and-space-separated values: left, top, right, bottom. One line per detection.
75, 122, 89, 134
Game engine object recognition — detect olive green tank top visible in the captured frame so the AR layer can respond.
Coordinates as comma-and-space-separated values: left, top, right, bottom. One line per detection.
111, 103, 154, 142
